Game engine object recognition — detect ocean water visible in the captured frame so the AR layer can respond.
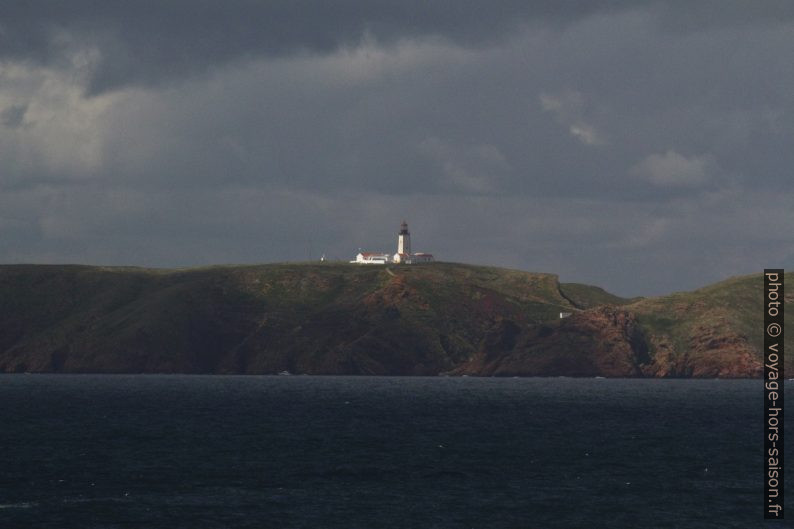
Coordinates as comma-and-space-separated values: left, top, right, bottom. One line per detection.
0, 375, 786, 528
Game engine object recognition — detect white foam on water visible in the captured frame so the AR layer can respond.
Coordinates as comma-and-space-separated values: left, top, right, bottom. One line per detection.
0, 501, 36, 509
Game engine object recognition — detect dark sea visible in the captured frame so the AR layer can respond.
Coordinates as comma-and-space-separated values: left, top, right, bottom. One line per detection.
0, 375, 788, 528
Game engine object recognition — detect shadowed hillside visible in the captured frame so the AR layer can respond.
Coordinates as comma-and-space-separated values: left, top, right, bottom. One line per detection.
0, 263, 787, 377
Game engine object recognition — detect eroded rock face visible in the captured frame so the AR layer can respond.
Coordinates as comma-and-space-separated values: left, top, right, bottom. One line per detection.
451, 307, 652, 377
452, 306, 764, 378
640, 337, 686, 377
639, 326, 762, 378
686, 327, 762, 377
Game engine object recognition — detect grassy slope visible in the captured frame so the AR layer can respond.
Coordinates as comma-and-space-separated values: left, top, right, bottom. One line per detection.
558, 282, 637, 309
629, 272, 793, 375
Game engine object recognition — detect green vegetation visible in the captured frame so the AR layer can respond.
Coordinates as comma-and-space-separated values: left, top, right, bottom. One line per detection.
559, 282, 638, 309
626, 272, 793, 375
0, 262, 574, 374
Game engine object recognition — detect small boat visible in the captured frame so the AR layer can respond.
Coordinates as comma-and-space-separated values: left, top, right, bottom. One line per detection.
278, 370, 292, 376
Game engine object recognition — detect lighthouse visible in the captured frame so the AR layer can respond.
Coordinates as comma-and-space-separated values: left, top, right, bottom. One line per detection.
354, 220, 433, 264
394, 221, 411, 263
398, 221, 411, 255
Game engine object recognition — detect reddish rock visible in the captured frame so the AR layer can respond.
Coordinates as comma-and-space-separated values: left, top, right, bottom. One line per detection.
451, 306, 652, 377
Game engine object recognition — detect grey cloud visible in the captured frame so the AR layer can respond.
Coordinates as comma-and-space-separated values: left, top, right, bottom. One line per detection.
630, 150, 716, 188
1, 2, 794, 296
540, 91, 607, 146
418, 137, 511, 193
0, 0, 638, 94
6, 1, 793, 94
11, 8, 789, 198
648, 0, 794, 33
1, 104, 27, 128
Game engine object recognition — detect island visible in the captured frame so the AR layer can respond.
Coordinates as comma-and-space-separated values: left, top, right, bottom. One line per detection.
0, 262, 789, 377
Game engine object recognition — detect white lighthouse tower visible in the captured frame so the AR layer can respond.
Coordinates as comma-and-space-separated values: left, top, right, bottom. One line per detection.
393, 220, 411, 263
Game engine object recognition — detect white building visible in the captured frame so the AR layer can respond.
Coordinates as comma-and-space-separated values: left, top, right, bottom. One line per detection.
392, 220, 411, 263
353, 221, 434, 264
393, 221, 434, 264
353, 252, 391, 264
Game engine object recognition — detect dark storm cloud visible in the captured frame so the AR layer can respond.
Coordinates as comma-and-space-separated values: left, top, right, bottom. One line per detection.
1, 1, 794, 296
0, 0, 628, 93
649, 0, 794, 32
7, 0, 791, 94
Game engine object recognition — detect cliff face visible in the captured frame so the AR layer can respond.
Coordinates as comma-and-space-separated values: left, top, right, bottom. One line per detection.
451, 307, 651, 377
0, 264, 786, 377
450, 305, 763, 378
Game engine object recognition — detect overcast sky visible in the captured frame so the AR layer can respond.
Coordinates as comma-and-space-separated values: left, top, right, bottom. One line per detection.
1, 1, 793, 296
